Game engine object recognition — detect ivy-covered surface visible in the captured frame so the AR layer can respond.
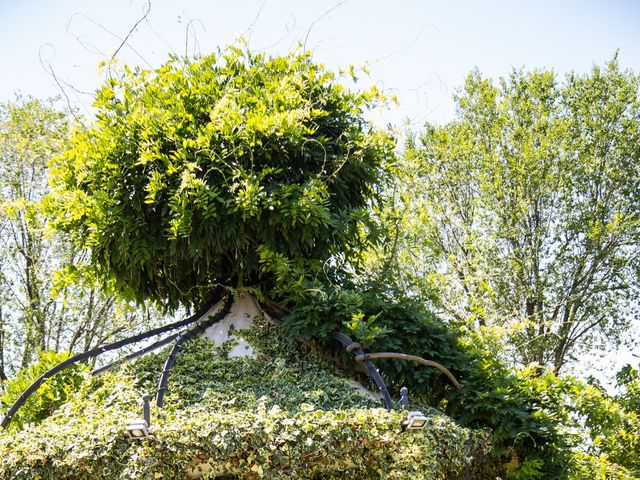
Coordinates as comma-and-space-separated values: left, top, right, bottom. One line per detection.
0, 319, 492, 479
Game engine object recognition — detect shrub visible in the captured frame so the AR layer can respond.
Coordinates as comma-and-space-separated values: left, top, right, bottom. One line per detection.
48, 46, 395, 311
0, 351, 88, 429
0, 321, 493, 479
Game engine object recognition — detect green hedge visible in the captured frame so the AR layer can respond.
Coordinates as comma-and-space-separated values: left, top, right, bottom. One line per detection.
1, 401, 489, 479
0, 321, 493, 479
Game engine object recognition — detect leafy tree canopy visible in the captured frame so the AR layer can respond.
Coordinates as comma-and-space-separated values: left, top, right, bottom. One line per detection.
48, 45, 395, 310
398, 56, 640, 372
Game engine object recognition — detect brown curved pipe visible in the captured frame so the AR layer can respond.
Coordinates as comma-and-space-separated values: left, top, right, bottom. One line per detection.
354, 352, 461, 391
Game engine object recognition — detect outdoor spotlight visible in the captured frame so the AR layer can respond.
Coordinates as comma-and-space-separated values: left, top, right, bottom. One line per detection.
403, 410, 428, 430
125, 394, 152, 439
125, 418, 150, 439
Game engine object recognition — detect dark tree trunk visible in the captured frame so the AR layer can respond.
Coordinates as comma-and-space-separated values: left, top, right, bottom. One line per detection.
0, 305, 7, 386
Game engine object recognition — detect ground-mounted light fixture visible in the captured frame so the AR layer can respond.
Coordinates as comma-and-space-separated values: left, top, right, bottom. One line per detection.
125, 419, 150, 439
125, 395, 152, 440
397, 386, 428, 430
403, 410, 429, 430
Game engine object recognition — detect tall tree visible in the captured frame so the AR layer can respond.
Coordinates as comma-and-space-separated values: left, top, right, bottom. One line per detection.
400, 58, 640, 372
0, 99, 66, 368
0, 98, 151, 374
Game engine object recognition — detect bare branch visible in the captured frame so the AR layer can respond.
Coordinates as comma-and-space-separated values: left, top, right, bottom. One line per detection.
303, 0, 348, 52
109, 0, 152, 67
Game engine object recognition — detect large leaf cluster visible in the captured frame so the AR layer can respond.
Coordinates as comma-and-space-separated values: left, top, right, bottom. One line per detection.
280, 284, 575, 477
356, 295, 639, 478
49, 46, 394, 309
351, 293, 566, 477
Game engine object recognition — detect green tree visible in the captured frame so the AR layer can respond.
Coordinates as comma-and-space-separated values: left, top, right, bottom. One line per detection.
0, 99, 68, 368
0, 98, 151, 375
400, 57, 640, 372
48, 46, 395, 311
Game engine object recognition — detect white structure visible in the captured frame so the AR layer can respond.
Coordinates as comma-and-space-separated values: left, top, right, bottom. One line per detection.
201, 292, 268, 358
197, 292, 380, 400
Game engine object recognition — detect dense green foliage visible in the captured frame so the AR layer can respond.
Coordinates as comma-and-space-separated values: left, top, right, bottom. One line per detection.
0, 321, 492, 479
48, 46, 394, 310
275, 273, 640, 478
335, 290, 640, 478
0, 350, 87, 429
267, 280, 564, 477
314, 289, 569, 477
514, 367, 640, 479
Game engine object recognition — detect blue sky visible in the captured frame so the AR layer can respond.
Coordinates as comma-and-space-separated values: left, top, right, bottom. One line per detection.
1, 0, 639, 381
1, 0, 639, 126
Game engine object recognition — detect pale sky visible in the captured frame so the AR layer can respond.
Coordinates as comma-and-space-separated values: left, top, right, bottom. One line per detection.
1, 0, 639, 383
1, 0, 639, 127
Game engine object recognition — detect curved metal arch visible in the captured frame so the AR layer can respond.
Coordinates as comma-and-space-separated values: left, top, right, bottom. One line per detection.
1, 294, 223, 430
91, 331, 182, 376
155, 296, 233, 407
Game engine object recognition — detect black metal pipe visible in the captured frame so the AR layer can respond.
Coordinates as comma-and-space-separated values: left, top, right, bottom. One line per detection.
155, 296, 233, 408
0, 294, 223, 430
142, 394, 151, 426
91, 331, 182, 376
330, 332, 394, 410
